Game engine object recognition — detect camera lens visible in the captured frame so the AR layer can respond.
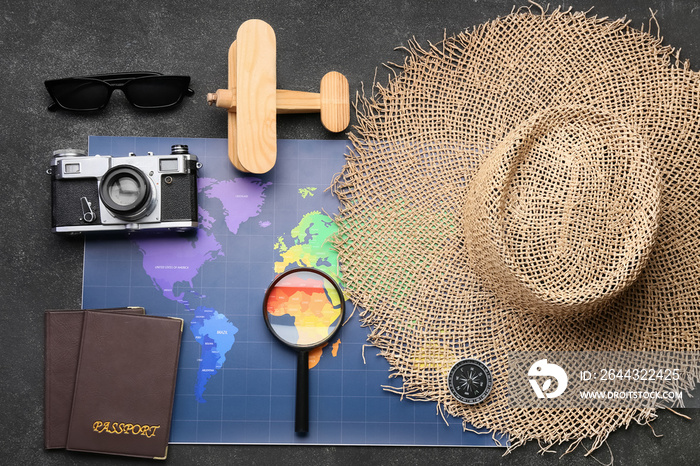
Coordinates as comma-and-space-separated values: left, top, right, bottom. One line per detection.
99, 166, 156, 220
109, 177, 140, 206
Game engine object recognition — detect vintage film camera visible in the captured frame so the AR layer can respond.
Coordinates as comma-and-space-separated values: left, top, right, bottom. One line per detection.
49, 144, 201, 233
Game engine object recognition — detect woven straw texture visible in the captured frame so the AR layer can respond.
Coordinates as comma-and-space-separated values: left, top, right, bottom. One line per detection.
332, 6, 700, 453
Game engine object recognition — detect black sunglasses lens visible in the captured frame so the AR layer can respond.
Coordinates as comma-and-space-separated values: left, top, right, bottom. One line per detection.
46, 78, 111, 111
123, 76, 190, 108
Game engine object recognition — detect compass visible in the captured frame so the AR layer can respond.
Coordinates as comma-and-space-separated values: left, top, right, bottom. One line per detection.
448, 359, 493, 404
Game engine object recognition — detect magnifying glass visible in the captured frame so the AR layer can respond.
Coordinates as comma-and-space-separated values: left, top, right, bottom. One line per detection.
263, 267, 345, 433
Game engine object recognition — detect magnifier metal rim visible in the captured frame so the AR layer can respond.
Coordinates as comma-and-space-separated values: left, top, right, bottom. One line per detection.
262, 267, 345, 350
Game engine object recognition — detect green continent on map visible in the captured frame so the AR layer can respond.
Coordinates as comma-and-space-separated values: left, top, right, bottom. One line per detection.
298, 187, 317, 198
274, 211, 339, 280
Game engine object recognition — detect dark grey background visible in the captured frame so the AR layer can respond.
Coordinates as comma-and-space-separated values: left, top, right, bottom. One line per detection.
2, 0, 699, 464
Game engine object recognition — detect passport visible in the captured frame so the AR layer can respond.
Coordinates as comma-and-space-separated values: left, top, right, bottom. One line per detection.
44, 307, 145, 449
49, 310, 183, 459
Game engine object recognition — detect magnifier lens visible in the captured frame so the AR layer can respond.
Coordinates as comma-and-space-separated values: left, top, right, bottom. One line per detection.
265, 269, 343, 348
263, 268, 345, 434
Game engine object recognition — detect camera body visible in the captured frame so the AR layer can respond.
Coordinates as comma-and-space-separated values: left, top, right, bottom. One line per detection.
50, 144, 201, 233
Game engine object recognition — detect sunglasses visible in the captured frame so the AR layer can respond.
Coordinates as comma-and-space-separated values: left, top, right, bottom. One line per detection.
45, 72, 194, 111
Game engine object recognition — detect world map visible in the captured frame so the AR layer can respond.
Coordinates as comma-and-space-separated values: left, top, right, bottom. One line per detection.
82, 136, 503, 447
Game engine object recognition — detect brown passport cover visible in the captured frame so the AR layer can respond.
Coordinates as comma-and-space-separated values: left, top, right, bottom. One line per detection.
65, 311, 183, 459
44, 307, 145, 449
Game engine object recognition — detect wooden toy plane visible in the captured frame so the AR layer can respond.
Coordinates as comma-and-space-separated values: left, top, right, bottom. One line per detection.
207, 19, 350, 174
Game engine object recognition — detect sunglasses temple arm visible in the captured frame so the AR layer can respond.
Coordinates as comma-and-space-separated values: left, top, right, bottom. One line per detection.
88, 71, 162, 82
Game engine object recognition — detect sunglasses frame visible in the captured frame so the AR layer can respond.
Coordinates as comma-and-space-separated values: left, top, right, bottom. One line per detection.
45, 71, 194, 112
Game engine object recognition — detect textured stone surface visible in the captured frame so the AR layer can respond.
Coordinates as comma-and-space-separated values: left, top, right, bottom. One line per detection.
1, 0, 699, 464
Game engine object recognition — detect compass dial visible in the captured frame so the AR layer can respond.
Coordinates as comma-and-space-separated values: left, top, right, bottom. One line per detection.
448, 359, 493, 404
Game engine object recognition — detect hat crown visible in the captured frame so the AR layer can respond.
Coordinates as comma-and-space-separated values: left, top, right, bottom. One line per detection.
464, 106, 660, 316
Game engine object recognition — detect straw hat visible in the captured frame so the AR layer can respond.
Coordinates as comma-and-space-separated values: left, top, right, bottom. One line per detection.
332, 6, 700, 453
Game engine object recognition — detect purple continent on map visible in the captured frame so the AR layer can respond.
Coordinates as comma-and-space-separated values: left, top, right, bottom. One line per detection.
136, 217, 223, 302
135, 176, 270, 402
203, 177, 272, 234
136, 177, 270, 301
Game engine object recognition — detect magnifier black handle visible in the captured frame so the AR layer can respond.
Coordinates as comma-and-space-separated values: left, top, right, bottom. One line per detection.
295, 351, 309, 433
